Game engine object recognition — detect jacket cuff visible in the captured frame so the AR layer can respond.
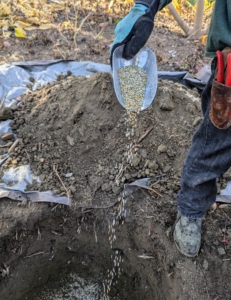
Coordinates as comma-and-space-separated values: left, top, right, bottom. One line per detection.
135, 0, 153, 7
135, 0, 171, 11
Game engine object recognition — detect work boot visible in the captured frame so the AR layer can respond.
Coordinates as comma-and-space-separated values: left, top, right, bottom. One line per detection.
173, 214, 202, 257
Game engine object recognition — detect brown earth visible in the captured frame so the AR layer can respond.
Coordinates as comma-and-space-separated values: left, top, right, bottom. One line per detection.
0, 71, 231, 299
0, 5, 230, 300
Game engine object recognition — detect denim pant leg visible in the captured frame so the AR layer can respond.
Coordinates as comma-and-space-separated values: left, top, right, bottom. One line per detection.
177, 62, 231, 219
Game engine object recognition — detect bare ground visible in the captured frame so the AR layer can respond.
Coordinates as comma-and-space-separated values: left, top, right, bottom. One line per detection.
0, 8, 231, 300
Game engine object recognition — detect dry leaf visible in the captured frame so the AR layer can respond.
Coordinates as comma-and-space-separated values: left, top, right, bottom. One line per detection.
14, 27, 27, 38
3, 31, 11, 39
200, 35, 207, 45
38, 24, 54, 30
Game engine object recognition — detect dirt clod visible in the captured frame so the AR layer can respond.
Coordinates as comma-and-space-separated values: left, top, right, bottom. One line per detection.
0, 107, 13, 120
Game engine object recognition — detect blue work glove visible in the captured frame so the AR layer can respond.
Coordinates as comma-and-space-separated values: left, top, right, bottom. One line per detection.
110, 0, 160, 63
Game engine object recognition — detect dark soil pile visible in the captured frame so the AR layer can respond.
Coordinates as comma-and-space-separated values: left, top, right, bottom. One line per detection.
3, 73, 202, 207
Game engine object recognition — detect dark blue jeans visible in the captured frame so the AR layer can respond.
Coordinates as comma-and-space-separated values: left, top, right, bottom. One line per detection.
177, 59, 231, 218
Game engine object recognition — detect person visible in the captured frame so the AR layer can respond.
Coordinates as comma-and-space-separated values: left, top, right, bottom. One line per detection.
110, 0, 231, 257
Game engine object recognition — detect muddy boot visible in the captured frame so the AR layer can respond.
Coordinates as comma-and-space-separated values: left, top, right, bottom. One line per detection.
173, 214, 202, 257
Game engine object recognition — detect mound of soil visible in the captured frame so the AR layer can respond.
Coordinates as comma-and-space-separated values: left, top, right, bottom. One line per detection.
0, 73, 231, 300
4, 73, 201, 206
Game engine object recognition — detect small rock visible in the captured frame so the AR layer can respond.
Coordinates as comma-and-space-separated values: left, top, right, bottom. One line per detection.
217, 247, 226, 256
211, 203, 217, 210
40, 158, 45, 163
69, 185, 76, 193
203, 259, 208, 270
186, 103, 197, 114
112, 185, 120, 194
101, 183, 111, 192
124, 173, 131, 180
121, 177, 126, 183
167, 149, 175, 157
148, 160, 158, 170
130, 156, 141, 167
213, 240, 219, 246
226, 229, 231, 239
18, 118, 25, 125
140, 149, 147, 159
157, 144, 167, 154
163, 165, 171, 173
145, 169, 150, 176
193, 116, 203, 127
1, 132, 14, 141
104, 167, 110, 174
219, 204, 229, 209
39, 174, 46, 181
109, 175, 114, 180
29, 76, 35, 83
159, 97, 175, 111
65, 173, 73, 178
98, 164, 103, 172
52, 189, 60, 195
10, 104, 18, 112
21, 199, 28, 207
144, 160, 150, 168
43, 164, 50, 170
0, 107, 13, 120
11, 159, 18, 165
66, 135, 74, 146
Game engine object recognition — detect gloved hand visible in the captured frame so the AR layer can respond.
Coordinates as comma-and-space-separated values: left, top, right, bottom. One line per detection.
110, 0, 160, 63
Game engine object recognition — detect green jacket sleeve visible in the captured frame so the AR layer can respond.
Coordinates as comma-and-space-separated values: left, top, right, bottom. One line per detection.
205, 0, 231, 58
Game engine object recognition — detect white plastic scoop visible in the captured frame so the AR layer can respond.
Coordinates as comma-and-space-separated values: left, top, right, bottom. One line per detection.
112, 45, 158, 111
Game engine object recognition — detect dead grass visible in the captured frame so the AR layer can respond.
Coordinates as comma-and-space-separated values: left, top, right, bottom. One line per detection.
0, 0, 214, 37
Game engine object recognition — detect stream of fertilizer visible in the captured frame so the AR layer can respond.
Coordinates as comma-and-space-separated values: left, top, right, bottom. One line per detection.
104, 65, 147, 297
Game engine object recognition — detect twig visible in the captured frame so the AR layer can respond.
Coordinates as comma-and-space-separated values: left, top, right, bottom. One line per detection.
94, 26, 105, 40
51, 203, 60, 211
23, 251, 45, 259
24, 148, 31, 164
137, 126, 154, 144
115, 163, 124, 184
138, 255, 154, 259
75, 12, 91, 40
51, 230, 62, 236
54, 47, 65, 59
129, 143, 142, 153
148, 188, 163, 198
56, 28, 72, 48
82, 209, 93, 214
53, 165, 71, 204
8, 139, 21, 154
